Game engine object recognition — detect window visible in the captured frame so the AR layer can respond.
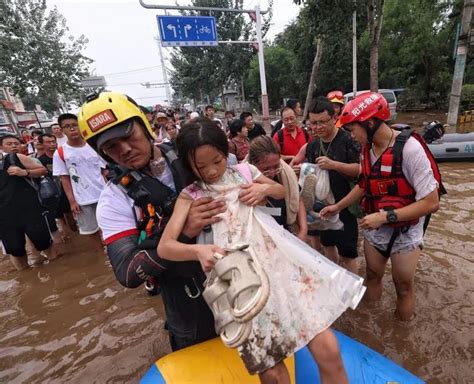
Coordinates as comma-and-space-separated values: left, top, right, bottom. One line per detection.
381, 92, 396, 103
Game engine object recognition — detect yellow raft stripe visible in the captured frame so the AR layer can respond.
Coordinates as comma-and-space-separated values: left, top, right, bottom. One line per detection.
156, 338, 296, 383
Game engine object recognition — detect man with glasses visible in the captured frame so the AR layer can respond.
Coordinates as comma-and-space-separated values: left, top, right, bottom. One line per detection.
305, 97, 361, 274
53, 113, 106, 250
273, 106, 308, 163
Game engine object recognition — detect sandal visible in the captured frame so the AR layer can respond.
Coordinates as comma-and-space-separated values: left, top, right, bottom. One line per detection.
214, 245, 269, 323
301, 174, 317, 212
203, 272, 252, 348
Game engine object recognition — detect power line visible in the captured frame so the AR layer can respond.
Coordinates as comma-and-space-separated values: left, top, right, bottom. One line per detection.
102, 65, 162, 77
108, 80, 162, 86
135, 95, 167, 99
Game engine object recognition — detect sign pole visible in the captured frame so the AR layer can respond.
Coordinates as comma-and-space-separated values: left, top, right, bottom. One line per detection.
155, 35, 171, 103
255, 6, 270, 130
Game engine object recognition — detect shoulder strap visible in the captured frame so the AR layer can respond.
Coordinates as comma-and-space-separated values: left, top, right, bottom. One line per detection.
410, 132, 447, 197
392, 128, 413, 160
277, 129, 284, 147
58, 146, 65, 162
6, 153, 39, 190
157, 142, 189, 192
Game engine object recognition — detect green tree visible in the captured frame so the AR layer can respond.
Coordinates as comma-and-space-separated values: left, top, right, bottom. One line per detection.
0, 0, 91, 109
378, 0, 457, 106
169, 0, 272, 106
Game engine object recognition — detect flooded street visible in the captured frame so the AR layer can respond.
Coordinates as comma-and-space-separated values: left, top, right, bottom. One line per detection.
1, 162, 473, 383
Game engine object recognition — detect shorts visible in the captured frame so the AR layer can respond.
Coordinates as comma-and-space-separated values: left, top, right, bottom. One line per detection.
75, 203, 100, 235
0, 212, 52, 257
320, 209, 358, 259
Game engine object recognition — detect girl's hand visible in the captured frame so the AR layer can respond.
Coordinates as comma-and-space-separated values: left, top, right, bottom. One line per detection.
195, 244, 226, 272
239, 183, 268, 206
360, 212, 387, 230
319, 204, 340, 220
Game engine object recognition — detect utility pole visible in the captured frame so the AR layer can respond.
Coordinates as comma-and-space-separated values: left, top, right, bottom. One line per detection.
155, 35, 172, 104
447, 0, 473, 129
254, 6, 269, 128
352, 1, 358, 97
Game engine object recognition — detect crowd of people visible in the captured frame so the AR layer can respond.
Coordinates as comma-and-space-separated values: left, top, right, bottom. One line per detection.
0, 89, 443, 383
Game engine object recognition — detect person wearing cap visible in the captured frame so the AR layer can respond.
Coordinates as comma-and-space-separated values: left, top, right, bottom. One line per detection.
153, 112, 170, 143
326, 90, 345, 128
52, 113, 106, 250
320, 92, 441, 320
78, 92, 227, 351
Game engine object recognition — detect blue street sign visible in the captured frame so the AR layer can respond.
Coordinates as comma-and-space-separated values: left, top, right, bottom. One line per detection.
156, 16, 218, 47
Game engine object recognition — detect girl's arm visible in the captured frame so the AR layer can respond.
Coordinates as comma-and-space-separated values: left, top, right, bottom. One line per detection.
158, 194, 224, 272
239, 174, 286, 206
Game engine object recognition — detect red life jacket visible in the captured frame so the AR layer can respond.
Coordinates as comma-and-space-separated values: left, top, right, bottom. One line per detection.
358, 129, 446, 229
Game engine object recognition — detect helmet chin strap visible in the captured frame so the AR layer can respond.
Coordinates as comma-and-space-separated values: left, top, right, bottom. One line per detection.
362, 119, 383, 145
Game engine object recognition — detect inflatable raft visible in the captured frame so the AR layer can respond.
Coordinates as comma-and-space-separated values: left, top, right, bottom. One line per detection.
392, 121, 474, 161
140, 331, 424, 384
427, 132, 474, 161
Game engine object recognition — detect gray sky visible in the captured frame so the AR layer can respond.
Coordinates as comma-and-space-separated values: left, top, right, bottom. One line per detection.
48, 0, 301, 107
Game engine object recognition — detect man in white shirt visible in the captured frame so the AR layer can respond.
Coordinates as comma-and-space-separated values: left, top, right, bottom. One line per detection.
53, 113, 106, 250
51, 123, 68, 146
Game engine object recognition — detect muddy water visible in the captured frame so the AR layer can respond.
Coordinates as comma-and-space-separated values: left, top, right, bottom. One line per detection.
1, 163, 473, 383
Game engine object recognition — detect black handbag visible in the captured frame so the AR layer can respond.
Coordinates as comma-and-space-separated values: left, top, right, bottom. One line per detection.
6, 153, 61, 209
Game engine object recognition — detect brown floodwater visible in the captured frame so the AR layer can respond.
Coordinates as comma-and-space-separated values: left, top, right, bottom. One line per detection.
0, 162, 473, 383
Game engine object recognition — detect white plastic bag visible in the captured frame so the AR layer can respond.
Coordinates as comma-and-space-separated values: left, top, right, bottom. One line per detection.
299, 163, 344, 231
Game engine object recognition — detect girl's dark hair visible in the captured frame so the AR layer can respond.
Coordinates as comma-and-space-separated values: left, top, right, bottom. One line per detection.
176, 117, 229, 182
228, 119, 245, 138
248, 135, 280, 165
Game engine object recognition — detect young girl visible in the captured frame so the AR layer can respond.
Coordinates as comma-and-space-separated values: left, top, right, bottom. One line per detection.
158, 119, 366, 384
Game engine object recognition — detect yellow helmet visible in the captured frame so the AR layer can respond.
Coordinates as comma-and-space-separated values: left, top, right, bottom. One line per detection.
78, 91, 155, 153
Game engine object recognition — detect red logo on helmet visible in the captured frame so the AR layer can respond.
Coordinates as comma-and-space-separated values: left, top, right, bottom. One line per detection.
87, 109, 117, 132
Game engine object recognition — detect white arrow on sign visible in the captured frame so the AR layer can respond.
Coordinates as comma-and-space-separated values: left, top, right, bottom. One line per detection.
184, 24, 192, 38
167, 24, 177, 38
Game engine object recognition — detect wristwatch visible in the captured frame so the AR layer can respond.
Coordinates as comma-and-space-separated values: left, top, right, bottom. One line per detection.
386, 209, 398, 224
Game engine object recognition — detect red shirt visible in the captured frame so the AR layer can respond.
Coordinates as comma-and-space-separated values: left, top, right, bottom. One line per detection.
273, 127, 308, 156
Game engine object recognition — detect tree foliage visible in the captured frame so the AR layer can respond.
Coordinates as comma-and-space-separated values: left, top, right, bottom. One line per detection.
246, 46, 298, 109
243, 0, 467, 109
169, 0, 272, 105
0, 0, 91, 109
